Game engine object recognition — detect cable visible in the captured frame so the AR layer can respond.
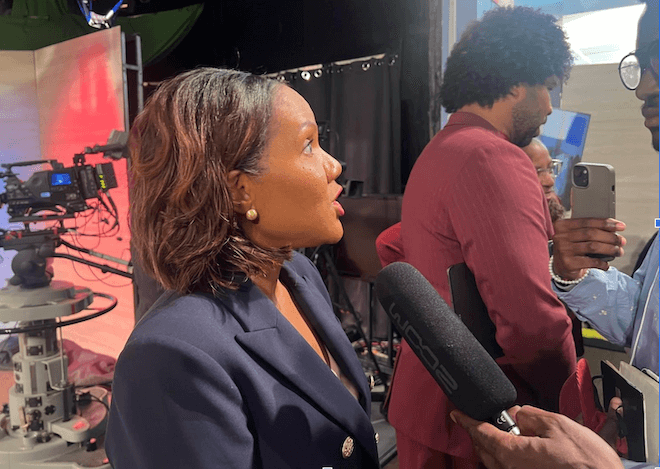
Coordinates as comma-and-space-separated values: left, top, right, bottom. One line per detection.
0, 293, 117, 335
62, 243, 102, 283
75, 380, 112, 389
75, 391, 110, 415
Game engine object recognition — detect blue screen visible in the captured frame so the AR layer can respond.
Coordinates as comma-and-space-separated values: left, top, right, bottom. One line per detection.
51, 173, 72, 186
539, 109, 591, 210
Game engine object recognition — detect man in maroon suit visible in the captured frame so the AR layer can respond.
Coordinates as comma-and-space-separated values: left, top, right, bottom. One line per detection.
387, 7, 577, 468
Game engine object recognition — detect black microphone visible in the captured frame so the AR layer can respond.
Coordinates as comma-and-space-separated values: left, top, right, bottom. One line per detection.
375, 262, 520, 434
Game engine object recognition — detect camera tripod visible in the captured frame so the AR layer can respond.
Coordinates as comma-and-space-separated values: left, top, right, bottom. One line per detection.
0, 243, 117, 468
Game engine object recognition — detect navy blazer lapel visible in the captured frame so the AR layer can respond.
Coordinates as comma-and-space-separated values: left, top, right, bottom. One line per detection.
280, 261, 372, 408
224, 266, 377, 463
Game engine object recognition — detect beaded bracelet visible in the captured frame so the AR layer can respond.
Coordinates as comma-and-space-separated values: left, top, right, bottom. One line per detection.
549, 255, 589, 285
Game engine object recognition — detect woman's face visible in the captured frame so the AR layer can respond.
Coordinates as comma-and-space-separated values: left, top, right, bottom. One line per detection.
242, 86, 344, 250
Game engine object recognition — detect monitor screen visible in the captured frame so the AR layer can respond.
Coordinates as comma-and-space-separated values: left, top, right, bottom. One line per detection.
51, 172, 72, 186
538, 109, 591, 210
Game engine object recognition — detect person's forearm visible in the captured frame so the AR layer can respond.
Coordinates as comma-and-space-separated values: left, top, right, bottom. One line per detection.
555, 267, 640, 346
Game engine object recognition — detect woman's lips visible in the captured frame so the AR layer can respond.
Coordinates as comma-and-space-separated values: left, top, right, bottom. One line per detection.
332, 200, 345, 216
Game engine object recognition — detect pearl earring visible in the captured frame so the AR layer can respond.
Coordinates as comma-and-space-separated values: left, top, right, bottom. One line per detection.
246, 209, 258, 221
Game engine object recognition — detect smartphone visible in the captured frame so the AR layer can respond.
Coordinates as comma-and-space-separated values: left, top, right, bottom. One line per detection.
571, 162, 616, 261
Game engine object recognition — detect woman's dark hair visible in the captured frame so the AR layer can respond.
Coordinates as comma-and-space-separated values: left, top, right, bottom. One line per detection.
129, 67, 291, 295
439, 6, 573, 113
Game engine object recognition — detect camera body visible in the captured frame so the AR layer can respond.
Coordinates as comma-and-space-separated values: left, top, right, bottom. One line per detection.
0, 160, 117, 221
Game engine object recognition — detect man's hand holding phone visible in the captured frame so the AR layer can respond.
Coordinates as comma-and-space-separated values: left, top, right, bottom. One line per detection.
552, 218, 627, 280
554, 162, 623, 279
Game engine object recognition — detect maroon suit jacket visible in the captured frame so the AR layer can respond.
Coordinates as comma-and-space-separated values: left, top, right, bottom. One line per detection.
386, 112, 576, 459
375, 222, 404, 268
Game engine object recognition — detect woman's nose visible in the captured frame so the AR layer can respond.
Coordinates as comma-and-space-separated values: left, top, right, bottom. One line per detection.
325, 152, 342, 181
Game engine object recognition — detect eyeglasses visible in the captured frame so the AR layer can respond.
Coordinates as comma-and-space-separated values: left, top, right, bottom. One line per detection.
536, 159, 562, 178
619, 39, 659, 90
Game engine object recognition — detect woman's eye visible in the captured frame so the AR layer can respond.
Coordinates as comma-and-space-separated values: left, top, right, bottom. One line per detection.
303, 140, 313, 154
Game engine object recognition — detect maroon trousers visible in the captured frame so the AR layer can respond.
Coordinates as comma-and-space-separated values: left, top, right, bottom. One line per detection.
396, 432, 487, 469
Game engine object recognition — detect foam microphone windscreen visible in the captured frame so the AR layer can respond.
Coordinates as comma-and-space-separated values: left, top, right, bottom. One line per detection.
375, 262, 517, 421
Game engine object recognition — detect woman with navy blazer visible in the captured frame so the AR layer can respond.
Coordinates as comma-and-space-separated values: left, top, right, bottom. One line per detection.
105, 68, 380, 469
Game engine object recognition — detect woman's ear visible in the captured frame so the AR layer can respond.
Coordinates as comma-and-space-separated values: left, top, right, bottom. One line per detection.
227, 169, 253, 215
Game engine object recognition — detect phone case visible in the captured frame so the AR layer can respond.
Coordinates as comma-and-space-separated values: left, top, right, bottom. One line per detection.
571, 163, 615, 219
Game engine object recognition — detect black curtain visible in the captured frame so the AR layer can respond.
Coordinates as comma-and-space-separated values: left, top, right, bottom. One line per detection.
271, 53, 402, 195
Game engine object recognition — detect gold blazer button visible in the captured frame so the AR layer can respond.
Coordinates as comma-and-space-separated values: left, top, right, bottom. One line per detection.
341, 436, 355, 458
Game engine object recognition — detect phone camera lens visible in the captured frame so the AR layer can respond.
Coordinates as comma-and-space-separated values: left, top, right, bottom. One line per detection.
573, 165, 589, 188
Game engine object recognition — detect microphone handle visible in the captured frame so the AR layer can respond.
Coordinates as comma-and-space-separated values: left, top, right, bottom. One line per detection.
491, 410, 521, 435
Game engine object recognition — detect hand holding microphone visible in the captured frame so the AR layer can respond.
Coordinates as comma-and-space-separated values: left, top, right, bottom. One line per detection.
376, 262, 625, 469
451, 406, 625, 469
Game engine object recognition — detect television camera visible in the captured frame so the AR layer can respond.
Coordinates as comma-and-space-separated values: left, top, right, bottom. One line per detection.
0, 131, 131, 468
0, 158, 117, 222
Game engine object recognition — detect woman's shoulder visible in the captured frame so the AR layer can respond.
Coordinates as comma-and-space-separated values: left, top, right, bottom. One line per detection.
112, 293, 251, 402
127, 291, 245, 353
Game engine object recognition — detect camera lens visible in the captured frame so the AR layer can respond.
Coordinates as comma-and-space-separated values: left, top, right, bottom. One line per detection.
573, 165, 589, 188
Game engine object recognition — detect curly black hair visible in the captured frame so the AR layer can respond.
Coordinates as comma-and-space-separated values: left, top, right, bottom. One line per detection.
439, 7, 573, 113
